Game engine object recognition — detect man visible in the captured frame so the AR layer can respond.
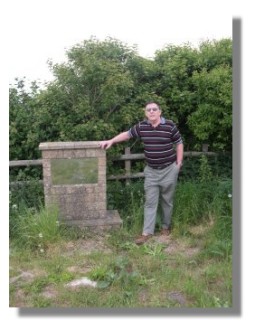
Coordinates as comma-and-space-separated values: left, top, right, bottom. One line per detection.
99, 101, 183, 245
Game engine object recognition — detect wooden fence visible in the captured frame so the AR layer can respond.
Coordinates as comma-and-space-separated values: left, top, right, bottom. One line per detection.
9, 147, 218, 186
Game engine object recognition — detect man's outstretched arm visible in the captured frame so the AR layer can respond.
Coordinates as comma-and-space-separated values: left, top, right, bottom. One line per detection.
99, 131, 130, 150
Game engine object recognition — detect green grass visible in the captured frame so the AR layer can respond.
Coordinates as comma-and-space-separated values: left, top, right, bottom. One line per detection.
9, 231, 232, 307
9, 179, 233, 308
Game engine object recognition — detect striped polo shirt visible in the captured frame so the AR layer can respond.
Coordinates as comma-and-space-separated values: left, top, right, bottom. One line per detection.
128, 117, 183, 169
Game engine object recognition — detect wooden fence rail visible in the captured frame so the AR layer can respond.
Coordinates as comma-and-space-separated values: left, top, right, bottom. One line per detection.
9, 159, 43, 167
9, 148, 218, 184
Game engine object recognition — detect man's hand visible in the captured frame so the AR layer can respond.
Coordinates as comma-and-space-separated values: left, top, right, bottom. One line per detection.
99, 140, 113, 150
176, 162, 183, 171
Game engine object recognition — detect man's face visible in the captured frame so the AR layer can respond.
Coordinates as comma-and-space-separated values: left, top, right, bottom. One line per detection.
145, 103, 162, 122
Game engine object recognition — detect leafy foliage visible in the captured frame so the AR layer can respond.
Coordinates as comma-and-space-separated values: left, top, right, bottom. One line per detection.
9, 37, 232, 168
188, 65, 232, 150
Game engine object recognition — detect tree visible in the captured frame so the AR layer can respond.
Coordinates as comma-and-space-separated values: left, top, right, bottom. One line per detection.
9, 79, 41, 160
187, 64, 232, 151
187, 39, 232, 151
154, 44, 201, 150
154, 39, 232, 151
35, 38, 138, 145
33, 37, 164, 156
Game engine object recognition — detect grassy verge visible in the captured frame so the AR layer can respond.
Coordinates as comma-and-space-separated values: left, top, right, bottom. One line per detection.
9, 179, 232, 308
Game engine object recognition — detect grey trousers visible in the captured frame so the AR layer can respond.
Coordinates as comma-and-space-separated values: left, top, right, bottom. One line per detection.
143, 163, 179, 235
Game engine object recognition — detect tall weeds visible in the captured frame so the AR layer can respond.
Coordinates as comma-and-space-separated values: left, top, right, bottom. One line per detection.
9, 155, 232, 254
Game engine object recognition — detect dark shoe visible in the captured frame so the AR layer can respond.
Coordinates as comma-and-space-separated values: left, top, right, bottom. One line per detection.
135, 234, 153, 245
160, 228, 170, 236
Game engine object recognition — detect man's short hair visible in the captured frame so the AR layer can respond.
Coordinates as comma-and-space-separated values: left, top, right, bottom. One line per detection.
145, 100, 161, 109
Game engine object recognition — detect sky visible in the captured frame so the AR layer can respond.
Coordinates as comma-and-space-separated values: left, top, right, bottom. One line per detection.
6, 0, 236, 86
3, 0, 255, 327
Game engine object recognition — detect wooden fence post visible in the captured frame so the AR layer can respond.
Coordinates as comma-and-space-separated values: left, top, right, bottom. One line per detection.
202, 144, 209, 152
125, 147, 131, 185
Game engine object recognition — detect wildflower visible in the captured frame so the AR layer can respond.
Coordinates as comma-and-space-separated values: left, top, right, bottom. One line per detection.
228, 194, 232, 198
12, 204, 17, 209
40, 248, 44, 253
38, 233, 43, 238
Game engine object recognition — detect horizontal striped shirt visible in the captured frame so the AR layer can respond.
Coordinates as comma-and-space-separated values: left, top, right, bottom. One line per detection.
128, 117, 183, 168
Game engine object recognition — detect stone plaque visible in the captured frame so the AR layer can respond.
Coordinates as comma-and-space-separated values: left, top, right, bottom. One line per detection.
51, 158, 98, 185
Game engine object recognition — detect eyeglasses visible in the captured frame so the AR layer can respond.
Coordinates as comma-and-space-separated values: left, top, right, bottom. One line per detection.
146, 107, 159, 112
